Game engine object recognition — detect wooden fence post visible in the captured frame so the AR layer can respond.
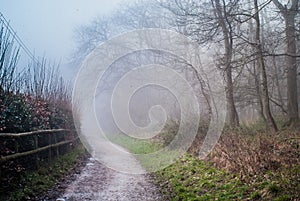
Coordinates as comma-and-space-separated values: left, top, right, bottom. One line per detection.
14, 136, 19, 153
54, 133, 59, 157
0, 129, 78, 165
48, 133, 52, 163
34, 134, 39, 168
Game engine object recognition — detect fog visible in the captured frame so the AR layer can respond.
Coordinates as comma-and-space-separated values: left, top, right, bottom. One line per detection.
1, 0, 276, 171
0, 0, 130, 80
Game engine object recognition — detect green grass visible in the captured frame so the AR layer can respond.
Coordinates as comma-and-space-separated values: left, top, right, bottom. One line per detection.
2, 145, 86, 201
109, 133, 162, 154
110, 132, 299, 200
155, 154, 249, 201
154, 154, 299, 200
110, 134, 182, 172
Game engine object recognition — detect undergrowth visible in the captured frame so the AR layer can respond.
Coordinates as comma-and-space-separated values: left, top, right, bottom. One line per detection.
154, 120, 300, 200
155, 154, 299, 200
107, 121, 299, 200
1, 145, 86, 201
155, 155, 249, 200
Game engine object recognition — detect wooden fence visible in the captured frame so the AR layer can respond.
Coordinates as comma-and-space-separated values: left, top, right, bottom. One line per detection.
0, 129, 79, 168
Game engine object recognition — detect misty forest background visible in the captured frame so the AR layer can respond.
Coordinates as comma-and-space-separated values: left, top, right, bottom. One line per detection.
0, 0, 300, 200
72, 0, 300, 131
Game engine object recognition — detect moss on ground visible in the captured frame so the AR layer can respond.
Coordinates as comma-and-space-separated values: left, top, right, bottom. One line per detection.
154, 154, 299, 201
155, 155, 249, 200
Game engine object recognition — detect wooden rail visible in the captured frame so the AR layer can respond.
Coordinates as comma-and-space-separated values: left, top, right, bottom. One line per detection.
0, 129, 70, 137
0, 129, 79, 165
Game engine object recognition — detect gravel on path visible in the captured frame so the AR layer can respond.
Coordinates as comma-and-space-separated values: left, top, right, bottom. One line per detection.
59, 157, 164, 201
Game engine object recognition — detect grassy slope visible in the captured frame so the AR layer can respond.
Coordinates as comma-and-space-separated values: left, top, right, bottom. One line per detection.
112, 127, 299, 201
155, 154, 299, 201
155, 155, 249, 201
111, 133, 162, 154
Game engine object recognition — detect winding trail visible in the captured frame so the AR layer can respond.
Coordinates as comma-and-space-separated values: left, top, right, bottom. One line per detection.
54, 124, 164, 201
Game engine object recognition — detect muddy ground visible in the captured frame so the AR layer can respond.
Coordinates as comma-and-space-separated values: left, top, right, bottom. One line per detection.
39, 155, 165, 201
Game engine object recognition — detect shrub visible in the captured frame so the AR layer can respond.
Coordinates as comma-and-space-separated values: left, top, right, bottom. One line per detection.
0, 92, 74, 133
0, 92, 33, 132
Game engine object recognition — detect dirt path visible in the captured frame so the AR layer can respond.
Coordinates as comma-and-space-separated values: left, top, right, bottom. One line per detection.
41, 135, 165, 201
57, 157, 163, 201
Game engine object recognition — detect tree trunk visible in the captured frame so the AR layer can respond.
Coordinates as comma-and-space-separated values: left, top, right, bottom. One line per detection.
214, 0, 239, 126
226, 67, 239, 126
272, 0, 299, 123
254, 0, 278, 132
285, 13, 299, 122
273, 56, 286, 115
253, 61, 266, 121
247, 6, 266, 121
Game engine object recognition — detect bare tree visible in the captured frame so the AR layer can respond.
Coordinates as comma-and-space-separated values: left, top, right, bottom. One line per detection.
73, 0, 298, 128
213, 0, 239, 126
161, 0, 240, 126
71, 17, 112, 67
0, 22, 20, 94
254, 0, 278, 132
272, 0, 299, 123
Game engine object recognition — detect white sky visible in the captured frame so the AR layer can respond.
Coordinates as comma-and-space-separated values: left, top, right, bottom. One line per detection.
0, 0, 130, 79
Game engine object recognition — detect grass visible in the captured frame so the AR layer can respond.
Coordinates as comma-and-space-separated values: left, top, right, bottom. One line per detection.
152, 119, 300, 201
154, 154, 299, 200
110, 133, 278, 200
110, 133, 182, 172
2, 122, 297, 200
110, 125, 299, 200
155, 154, 249, 201
109, 133, 162, 154
1, 145, 87, 201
